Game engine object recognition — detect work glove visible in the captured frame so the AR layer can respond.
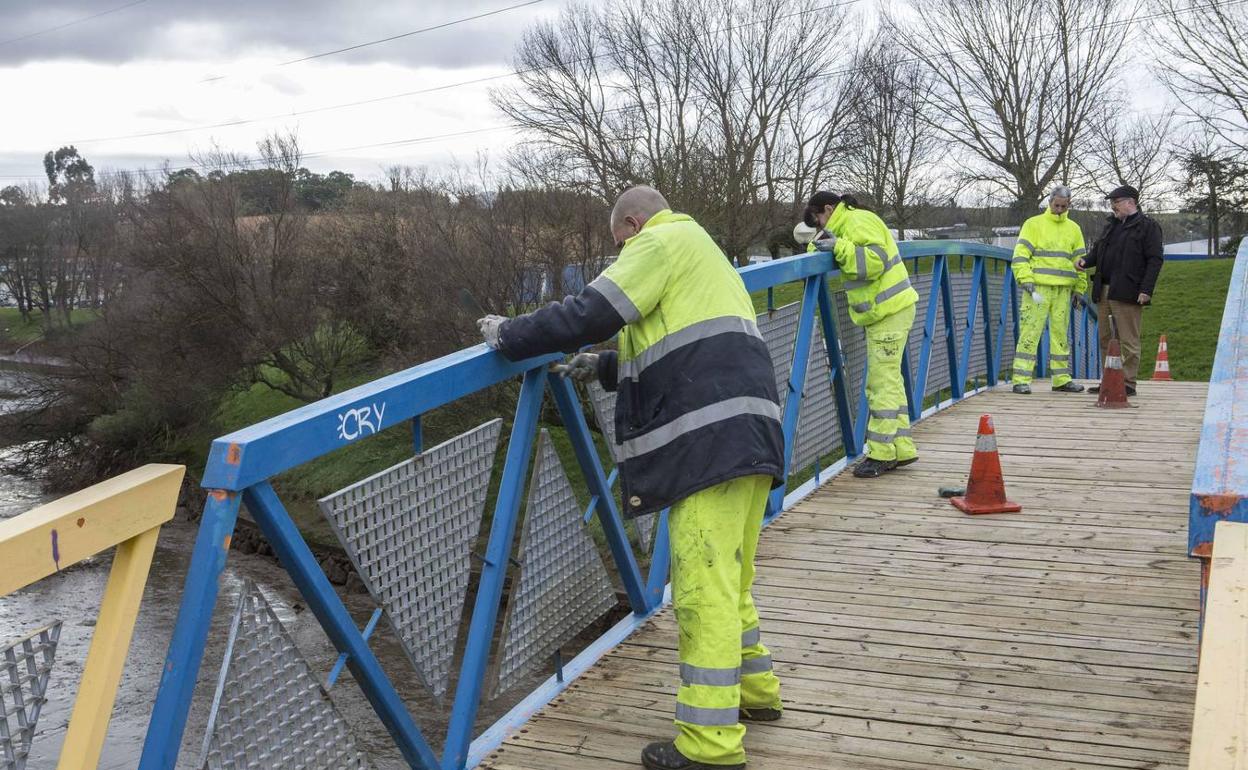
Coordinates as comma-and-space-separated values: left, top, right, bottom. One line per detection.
1072, 293, 1087, 310
812, 233, 837, 252
551, 352, 600, 383
477, 315, 507, 350
1022, 283, 1042, 303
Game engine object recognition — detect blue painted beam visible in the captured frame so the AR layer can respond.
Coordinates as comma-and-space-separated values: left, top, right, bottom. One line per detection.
1188, 240, 1248, 561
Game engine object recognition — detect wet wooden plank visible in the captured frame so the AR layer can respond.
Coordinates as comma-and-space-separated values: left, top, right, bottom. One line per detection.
484, 382, 1205, 769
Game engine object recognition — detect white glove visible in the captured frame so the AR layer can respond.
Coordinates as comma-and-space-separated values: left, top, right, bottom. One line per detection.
477, 315, 507, 349
551, 352, 600, 383
813, 233, 837, 252
1031, 291, 1043, 303
793, 222, 818, 245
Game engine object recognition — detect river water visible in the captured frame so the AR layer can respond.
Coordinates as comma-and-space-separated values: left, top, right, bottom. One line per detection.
0, 379, 557, 769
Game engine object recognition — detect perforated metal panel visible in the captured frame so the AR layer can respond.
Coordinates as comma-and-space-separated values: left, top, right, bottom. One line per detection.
318, 419, 502, 698
493, 431, 617, 697
200, 582, 367, 770
791, 321, 842, 471
586, 381, 619, 463
634, 512, 658, 554
757, 301, 801, 402
1, 623, 61, 770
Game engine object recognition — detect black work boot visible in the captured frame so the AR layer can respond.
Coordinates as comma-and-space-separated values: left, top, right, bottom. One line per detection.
1052, 381, 1085, 393
853, 457, 897, 478
1012, 383, 1031, 394
641, 741, 745, 770
739, 706, 782, 722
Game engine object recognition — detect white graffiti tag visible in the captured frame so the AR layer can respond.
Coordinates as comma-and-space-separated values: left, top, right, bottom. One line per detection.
336, 402, 387, 441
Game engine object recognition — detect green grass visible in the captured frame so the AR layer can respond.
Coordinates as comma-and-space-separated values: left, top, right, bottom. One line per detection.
0, 307, 98, 349
1137, 258, 1235, 381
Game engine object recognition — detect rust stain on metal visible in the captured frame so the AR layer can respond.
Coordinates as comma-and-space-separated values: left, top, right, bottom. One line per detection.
223, 535, 232, 551
1198, 493, 1243, 515
1201, 558, 1212, 591
209, 489, 230, 501
226, 443, 241, 465
76, 517, 85, 528
1191, 542, 1214, 558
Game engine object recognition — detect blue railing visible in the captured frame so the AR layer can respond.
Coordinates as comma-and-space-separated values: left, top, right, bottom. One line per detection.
139, 241, 1094, 769
1188, 239, 1248, 617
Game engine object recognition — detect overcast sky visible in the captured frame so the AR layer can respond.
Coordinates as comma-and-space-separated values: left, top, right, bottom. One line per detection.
0, 0, 1183, 190
0, 0, 567, 184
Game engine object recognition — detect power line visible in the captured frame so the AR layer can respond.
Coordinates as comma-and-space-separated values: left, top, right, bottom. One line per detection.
66, 0, 858, 146
199, 0, 545, 83
0, 0, 149, 47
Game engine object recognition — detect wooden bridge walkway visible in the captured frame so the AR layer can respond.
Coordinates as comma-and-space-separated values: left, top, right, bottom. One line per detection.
481, 380, 1206, 770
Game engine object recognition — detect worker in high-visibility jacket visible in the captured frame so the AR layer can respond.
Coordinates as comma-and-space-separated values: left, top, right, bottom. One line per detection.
1010, 186, 1090, 394
479, 186, 785, 770
803, 191, 920, 478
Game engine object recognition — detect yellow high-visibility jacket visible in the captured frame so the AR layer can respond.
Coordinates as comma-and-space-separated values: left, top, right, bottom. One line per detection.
1013, 210, 1089, 294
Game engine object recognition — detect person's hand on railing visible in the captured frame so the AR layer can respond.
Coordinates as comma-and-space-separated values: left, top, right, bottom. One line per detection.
551, 352, 600, 383
813, 233, 837, 252
477, 315, 507, 350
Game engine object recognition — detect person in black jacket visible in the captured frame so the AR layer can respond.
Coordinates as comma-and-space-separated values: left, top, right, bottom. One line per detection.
1076, 185, 1164, 395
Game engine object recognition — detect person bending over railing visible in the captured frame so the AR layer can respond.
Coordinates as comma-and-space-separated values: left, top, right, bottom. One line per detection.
477, 185, 786, 770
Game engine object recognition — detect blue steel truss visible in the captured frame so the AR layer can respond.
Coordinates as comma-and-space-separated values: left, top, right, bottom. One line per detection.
139, 242, 1102, 770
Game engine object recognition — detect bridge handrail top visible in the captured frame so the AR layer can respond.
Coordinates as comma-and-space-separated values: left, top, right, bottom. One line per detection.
203, 247, 1011, 489
1192, 244, 1248, 500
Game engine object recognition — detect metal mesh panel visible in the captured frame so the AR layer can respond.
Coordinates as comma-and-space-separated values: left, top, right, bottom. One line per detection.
792, 321, 843, 471
909, 272, 955, 400
318, 419, 503, 698
757, 301, 800, 402
585, 382, 657, 552
833, 291, 868, 420
493, 431, 616, 697
586, 381, 620, 464
634, 512, 658, 554
200, 582, 367, 770
986, 263, 1018, 379
1, 623, 61, 770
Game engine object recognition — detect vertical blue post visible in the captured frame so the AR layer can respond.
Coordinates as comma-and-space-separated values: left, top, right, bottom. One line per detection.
139, 490, 243, 770
901, 342, 918, 422
243, 482, 440, 770
816, 277, 858, 455
914, 256, 945, 401
548, 375, 648, 613
1038, 322, 1050, 379
978, 257, 996, 384
443, 368, 546, 770
645, 509, 671, 600
957, 255, 985, 386
994, 268, 1013, 384
938, 263, 962, 399
766, 274, 821, 521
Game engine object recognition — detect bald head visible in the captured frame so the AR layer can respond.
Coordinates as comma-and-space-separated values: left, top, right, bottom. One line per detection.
610, 185, 670, 246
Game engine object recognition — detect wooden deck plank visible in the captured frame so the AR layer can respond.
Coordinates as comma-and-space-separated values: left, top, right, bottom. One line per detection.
484, 382, 1205, 769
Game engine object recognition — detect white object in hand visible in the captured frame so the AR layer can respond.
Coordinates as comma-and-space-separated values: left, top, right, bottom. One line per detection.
1030, 290, 1043, 304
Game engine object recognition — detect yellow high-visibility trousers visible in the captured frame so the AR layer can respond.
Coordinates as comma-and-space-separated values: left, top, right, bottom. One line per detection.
1013, 284, 1073, 387
864, 303, 917, 462
669, 474, 782, 765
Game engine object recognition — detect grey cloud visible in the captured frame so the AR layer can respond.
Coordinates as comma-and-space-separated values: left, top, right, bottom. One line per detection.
0, 0, 558, 69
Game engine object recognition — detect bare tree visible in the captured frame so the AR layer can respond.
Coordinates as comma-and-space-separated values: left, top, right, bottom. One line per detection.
1081, 109, 1182, 203
891, 0, 1134, 212
1155, 0, 1248, 153
493, 0, 855, 263
841, 33, 948, 240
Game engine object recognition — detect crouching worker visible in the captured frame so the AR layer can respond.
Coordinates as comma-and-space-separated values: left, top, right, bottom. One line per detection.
803, 190, 920, 478
477, 185, 785, 770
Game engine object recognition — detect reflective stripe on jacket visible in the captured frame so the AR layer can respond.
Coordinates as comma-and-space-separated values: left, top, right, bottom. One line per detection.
498, 209, 784, 517
822, 202, 918, 327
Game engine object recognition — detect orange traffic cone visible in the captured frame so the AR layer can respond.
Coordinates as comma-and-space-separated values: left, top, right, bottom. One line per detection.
1097, 338, 1130, 408
1152, 335, 1172, 381
951, 414, 1022, 515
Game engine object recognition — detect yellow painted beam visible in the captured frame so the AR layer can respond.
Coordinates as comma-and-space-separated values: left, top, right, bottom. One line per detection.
1189, 520, 1248, 770
57, 526, 162, 770
0, 464, 185, 596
